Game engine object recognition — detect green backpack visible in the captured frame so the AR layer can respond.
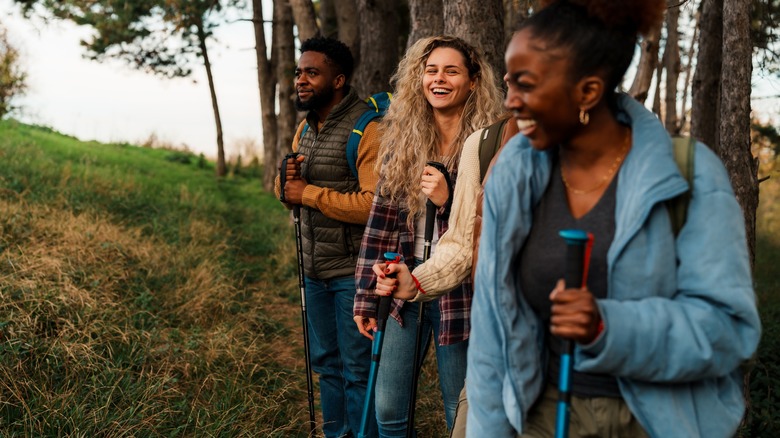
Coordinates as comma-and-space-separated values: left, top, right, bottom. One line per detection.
477, 118, 510, 183
668, 136, 695, 236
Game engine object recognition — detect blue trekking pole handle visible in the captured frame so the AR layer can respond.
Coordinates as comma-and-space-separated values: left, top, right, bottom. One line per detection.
279, 152, 299, 203
358, 252, 404, 438
555, 229, 593, 438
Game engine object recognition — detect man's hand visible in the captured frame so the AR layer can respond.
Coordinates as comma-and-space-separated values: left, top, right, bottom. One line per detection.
280, 154, 304, 181
421, 165, 449, 207
280, 155, 306, 204
283, 179, 308, 205
549, 279, 602, 344
354, 315, 377, 341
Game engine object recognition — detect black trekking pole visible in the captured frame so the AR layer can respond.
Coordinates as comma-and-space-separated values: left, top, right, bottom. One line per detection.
555, 229, 594, 438
405, 161, 448, 438
358, 251, 404, 438
280, 153, 316, 436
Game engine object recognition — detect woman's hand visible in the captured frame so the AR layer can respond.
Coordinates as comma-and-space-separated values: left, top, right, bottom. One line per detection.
420, 165, 449, 207
372, 262, 417, 301
353, 315, 377, 341
549, 279, 602, 344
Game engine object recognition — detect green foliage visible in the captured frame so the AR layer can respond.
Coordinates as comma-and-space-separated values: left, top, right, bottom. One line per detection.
0, 23, 27, 119
753, 0, 780, 75
739, 163, 780, 437
14, 0, 243, 78
753, 119, 780, 155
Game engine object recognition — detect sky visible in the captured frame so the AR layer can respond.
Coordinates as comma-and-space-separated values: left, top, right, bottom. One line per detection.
2, 0, 270, 160
3, 0, 780, 161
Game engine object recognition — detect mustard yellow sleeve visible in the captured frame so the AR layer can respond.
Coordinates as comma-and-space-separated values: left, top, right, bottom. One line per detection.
410, 129, 484, 302
300, 121, 380, 225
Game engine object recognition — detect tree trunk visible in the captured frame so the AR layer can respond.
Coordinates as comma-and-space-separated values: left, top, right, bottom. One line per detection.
664, 3, 680, 135
679, 9, 698, 134
319, 0, 338, 39
254, 0, 279, 192
196, 19, 226, 177
334, 0, 360, 61
691, 0, 723, 151
407, 0, 443, 49
355, 0, 400, 94
720, 0, 757, 266
652, 42, 666, 118
504, 0, 534, 39
628, 19, 662, 104
274, 0, 297, 158
289, 0, 319, 41
444, 0, 505, 87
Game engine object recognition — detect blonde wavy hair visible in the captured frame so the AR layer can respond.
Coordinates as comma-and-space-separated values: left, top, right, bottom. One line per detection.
377, 35, 503, 223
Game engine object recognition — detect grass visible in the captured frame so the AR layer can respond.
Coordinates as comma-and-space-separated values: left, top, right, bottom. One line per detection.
0, 120, 308, 436
0, 118, 777, 437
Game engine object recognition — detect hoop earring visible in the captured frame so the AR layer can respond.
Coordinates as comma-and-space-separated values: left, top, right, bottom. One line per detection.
579, 109, 590, 126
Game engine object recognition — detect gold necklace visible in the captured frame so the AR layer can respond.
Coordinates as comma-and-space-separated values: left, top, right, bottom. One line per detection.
561, 130, 631, 195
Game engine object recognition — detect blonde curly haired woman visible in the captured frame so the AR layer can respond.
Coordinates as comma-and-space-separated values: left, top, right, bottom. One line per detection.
352, 36, 502, 436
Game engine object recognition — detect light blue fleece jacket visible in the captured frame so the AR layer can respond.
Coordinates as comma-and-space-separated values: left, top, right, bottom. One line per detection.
466, 95, 761, 438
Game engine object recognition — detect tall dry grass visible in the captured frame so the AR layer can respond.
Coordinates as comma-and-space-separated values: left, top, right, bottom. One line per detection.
0, 198, 308, 436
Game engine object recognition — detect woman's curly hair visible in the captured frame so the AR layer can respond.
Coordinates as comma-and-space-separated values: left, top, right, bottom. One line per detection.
377, 35, 503, 223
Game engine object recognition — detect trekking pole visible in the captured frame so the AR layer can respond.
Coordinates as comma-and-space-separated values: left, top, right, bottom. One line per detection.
280, 153, 317, 436
405, 161, 447, 438
555, 230, 594, 438
358, 252, 404, 438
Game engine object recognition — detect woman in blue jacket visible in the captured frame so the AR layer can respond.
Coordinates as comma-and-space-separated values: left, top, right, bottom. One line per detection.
466, 1, 761, 437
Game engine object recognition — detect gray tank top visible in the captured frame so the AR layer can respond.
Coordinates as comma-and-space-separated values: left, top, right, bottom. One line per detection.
519, 156, 621, 398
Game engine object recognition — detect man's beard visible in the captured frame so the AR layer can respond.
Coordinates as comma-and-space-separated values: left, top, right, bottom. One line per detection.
295, 85, 335, 111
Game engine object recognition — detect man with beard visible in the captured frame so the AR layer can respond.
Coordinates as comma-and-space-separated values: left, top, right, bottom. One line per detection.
276, 36, 380, 438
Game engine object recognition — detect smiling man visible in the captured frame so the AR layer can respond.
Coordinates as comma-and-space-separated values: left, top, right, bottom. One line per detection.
276, 36, 381, 438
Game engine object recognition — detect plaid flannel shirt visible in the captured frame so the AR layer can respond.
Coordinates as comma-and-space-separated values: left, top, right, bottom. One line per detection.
353, 170, 473, 346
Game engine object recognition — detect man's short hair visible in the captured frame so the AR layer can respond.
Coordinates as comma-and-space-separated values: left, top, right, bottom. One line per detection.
300, 36, 354, 83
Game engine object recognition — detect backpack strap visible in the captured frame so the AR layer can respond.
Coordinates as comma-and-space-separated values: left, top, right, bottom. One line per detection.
478, 118, 509, 183
345, 92, 393, 179
668, 135, 695, 236
345, 111, 382, 178
366, 92, 392, 113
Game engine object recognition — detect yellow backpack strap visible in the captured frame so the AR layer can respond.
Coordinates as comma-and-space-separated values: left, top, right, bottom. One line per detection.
668, 136, 695, 236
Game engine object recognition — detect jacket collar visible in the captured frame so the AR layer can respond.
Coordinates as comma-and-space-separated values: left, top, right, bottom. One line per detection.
611, 94, 690, 256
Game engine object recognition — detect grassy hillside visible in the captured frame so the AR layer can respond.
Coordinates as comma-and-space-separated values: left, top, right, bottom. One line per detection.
0, 119, 777, 436
0, 120, 309, 436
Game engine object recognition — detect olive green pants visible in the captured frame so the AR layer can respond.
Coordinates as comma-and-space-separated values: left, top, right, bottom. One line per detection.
450, 384, 648, 438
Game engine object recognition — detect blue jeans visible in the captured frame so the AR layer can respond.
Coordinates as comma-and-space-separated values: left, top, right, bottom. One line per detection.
374, 298, 468, 437
305, 275, 377, 438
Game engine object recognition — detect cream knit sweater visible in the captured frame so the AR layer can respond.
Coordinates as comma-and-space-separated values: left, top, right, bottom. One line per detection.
411, 128, 484, 302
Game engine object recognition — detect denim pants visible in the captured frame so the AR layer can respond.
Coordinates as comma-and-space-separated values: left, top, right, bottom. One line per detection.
305, 275, 376, 438
374, 297, 468, 437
